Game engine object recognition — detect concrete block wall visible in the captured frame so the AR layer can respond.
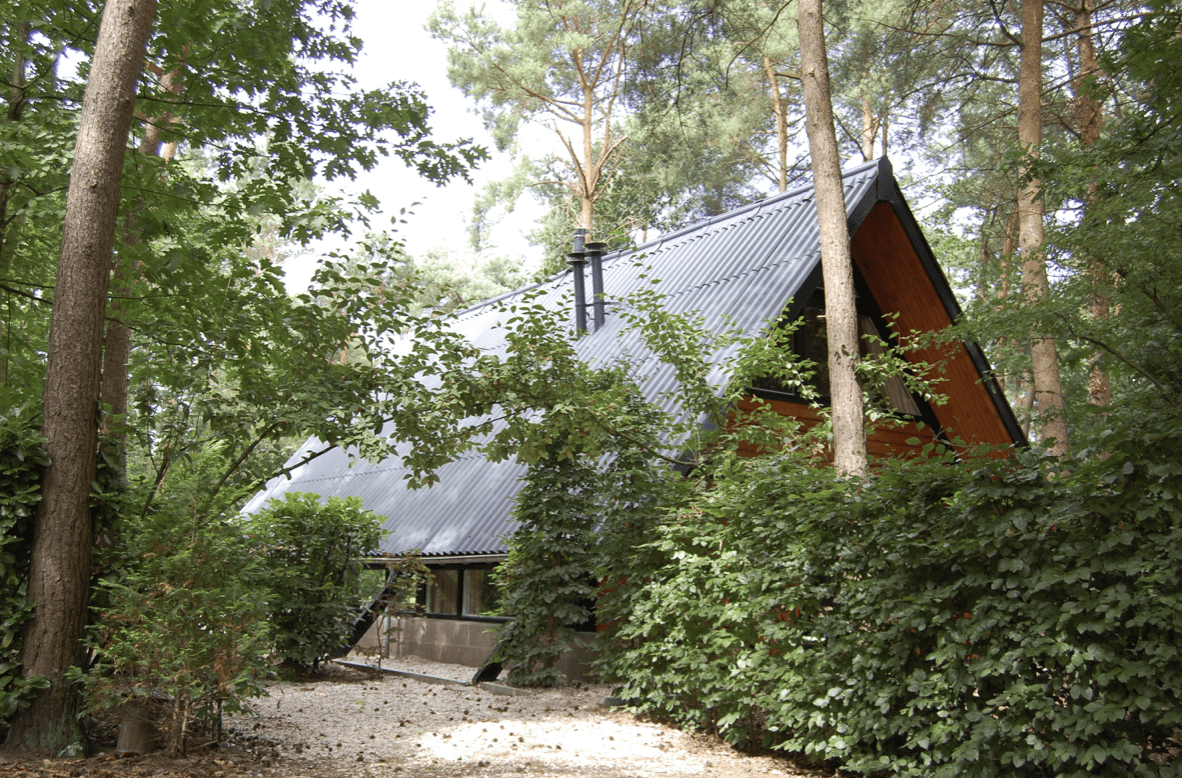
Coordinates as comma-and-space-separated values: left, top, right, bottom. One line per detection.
358, 617, 597, 682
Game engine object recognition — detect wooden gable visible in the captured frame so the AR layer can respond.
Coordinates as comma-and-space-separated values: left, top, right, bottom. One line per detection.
735, 162, 1023, 459
850, 201, 1018, 449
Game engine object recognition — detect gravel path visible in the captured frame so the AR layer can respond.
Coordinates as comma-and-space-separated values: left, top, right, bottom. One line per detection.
222, 654, 827, 778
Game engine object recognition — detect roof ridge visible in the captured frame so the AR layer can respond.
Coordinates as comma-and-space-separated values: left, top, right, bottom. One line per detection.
436, 157, 885, 323
623, 157, 881, 257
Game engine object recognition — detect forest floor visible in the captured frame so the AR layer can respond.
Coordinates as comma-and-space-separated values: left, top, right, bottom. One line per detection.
1, 657, 830, 778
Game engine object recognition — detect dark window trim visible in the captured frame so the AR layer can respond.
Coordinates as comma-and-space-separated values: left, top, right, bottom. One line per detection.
420, 612, 514, 624
420, 563, 505, 619
748, 264, 948, 442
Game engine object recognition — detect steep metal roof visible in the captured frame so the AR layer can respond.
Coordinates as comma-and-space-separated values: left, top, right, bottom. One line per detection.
242, 159, 895, 556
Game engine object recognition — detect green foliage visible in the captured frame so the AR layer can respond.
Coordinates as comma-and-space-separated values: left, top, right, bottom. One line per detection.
250, 492, 386, 670
476, 282, 817, 686
0, 402, 49, 720
492, 425, 687, 687
492, 454, 601, 687
607, 420, 1182, 775
1, 0, 491, 515
1032, 0, 1182, 433
80, 444, 270, 757
335, 232, 527, 315
429, 0, 646, 253
464, 307, 681, 685
372, 551, 430, 617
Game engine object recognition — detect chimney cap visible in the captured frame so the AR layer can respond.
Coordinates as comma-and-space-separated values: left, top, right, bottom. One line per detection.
585, 242, 608, 255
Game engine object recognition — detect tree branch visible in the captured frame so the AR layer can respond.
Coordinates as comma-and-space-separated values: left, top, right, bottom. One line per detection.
1054, 314, 1178, 406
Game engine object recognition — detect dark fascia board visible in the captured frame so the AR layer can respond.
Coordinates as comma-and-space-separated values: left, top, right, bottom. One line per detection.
864, 158, 1028, 447
778, 159, 883, 324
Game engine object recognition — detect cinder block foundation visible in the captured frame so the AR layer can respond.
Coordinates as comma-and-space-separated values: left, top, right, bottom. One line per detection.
358, 617, 597, 682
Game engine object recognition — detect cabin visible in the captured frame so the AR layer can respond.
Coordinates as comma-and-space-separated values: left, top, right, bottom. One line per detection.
243, 157, 1024, 678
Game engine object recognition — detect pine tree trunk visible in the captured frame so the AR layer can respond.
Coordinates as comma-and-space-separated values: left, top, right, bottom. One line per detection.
1072, 0, 1110, 408
4, 0, 156, 756
993, 204, 1020, 394
0, 22, 30, 384
579, 57, 596, 233
861, 97, 875, 160
101, 64, 183, 444
1017, 0, 1069, 456
798, 0, 868, 477
763, 57, 789, 192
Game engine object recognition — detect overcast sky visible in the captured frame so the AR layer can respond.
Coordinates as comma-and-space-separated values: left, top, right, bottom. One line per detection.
285, 0, 548, 289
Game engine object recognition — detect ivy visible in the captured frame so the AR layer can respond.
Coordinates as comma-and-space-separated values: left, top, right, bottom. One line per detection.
492, 453, 601, 687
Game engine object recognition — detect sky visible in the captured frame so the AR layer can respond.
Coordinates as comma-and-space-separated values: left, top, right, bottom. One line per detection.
284, 0, 549, 290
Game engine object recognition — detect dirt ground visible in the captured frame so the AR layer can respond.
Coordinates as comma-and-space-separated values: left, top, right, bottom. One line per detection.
0, 662, 830, 778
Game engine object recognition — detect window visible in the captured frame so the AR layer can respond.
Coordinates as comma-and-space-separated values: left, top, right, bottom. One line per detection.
753, 286, 922, 417
421, 566, 507, 619
461, 569, 502, 616
425, 569, 459, 615
858, 315, 922, 417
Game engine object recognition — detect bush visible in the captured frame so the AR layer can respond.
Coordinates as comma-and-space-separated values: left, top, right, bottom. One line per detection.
493, 440, 680, 688
0, 403, 50, 721
80, 444, 271, 757
250, 492, 386, 670
605, 420, 1182, 776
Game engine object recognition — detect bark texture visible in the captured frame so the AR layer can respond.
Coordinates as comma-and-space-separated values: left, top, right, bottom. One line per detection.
1017, 0, 1069, 456
797, 0, 868, 477
1072, 0, 1110, 408
861, 97, 876, 161
4, 0, 157, 756
0, 22, 29, 384
102, 63, 183, 442
763, 57, 790, 192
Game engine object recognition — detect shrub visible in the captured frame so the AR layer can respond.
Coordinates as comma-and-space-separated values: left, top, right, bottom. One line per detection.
493, 441, 681, 687
80, 444, 271, 757
0, 403, 50, 721
606, 419, 1182, 776
250, 492, 386, 670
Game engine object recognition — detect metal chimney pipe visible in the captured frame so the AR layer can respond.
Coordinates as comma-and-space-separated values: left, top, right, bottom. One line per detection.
567, 249, 588, 335
572, 227, 588, 255
585, 241, 607, 331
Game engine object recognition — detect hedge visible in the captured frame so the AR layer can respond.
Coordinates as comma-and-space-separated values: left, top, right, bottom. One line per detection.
603, 418, 1182, 776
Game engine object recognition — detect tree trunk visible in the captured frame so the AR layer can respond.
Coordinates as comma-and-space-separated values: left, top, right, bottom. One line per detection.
994, 203, 1020, 393
1017, 0, 1069, 456
0, 22, 30, 384
861, 97, 875, 160
577, 50, 596, 233
1072, 0, 1110, 408
797, 0, 868, 478
102, 64, 184, 444
763, 57, 789, 192
4, 0, 156, 756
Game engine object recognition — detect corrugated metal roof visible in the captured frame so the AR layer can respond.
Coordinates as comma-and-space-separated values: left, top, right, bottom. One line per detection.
243, 159, 886, 557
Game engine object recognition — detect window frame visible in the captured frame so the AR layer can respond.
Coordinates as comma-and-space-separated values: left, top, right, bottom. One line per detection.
419, 563, 512, 624
747, 266, 944, 434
